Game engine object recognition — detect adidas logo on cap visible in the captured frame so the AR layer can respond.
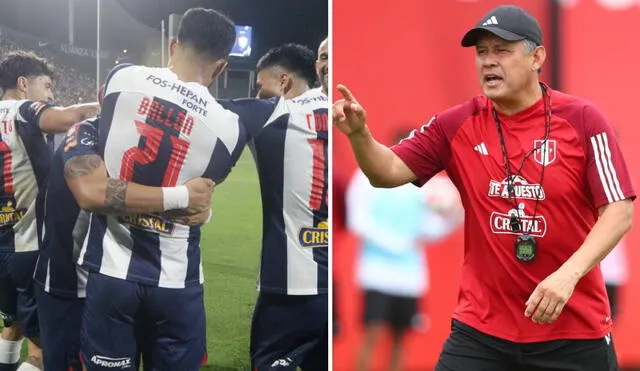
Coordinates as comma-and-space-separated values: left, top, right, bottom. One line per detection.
482, 16, 499, 26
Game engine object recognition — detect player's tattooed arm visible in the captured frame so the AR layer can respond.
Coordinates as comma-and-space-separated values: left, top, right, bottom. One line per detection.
102, 179, 128, 214
64, 154, 160, 215
65, 154, 127, 214
64, 154, 101, 179
64, 154, 212, 217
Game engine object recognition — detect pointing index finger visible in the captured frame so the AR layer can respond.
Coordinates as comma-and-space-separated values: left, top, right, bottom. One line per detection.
337, 84, 357, 102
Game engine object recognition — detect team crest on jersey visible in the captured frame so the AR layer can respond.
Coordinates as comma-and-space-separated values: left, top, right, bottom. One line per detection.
488, 175, 545, 200
298, 220, 328, 248
0, 200, 25, 227
119, 214, 174, 236
490, 203, 547, 237
533, 139, 557, 166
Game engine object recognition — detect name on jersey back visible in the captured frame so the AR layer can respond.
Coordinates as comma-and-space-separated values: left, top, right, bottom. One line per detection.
137, 97, 195, 137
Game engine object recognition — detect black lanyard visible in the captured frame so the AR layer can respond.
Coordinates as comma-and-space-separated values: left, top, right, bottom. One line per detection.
492, 83, 551, 235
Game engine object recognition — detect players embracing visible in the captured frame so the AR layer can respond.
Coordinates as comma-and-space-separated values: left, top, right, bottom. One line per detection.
29, 7, 328, 371
0, 6, 329, 371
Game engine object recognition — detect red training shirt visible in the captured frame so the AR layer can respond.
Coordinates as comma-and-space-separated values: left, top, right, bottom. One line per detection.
392, 87, 635, 343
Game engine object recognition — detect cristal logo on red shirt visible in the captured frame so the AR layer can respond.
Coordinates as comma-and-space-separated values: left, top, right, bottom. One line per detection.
490, 203, 547, 237
488, 175, 545, 200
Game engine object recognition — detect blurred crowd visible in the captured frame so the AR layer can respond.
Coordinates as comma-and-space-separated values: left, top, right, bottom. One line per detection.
0, 38, 96, 106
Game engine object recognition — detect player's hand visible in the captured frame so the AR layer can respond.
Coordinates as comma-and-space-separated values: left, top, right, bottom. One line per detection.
333, 84, 367, 137
165, 208, 212, 226
184, 178, 215, 214
524, 268, 580, 324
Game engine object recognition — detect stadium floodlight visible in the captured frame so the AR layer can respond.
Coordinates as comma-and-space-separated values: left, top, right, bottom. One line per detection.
96, 0, 101, 94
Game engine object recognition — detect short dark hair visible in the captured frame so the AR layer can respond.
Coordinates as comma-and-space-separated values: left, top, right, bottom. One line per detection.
256, 43, 317, 87
177, 7, 236, 61
0, 51, 55, 91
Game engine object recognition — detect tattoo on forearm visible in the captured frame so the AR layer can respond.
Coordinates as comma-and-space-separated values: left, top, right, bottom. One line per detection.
63, 154, 101, 179
102, 178, 128, 214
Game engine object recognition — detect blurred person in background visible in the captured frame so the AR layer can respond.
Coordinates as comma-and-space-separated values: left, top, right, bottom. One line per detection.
331, 165, 348, 338
347, 132, 462, 371
334, 5, 634, 371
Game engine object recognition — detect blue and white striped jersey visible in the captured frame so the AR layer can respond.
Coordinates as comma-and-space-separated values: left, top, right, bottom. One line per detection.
0, 100, 55, 253
249, 88, 328, 295
33, 119, 98, 298
78, 64, 288, 289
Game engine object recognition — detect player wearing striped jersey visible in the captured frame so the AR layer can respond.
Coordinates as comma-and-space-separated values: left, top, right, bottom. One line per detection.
314, 37, 332, 337
33, 117, 213, 371
0, 51, 99, 371
250, 44, 328, 371
72, 9, 288, 370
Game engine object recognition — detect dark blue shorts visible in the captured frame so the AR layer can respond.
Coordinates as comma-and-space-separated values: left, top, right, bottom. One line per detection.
34, 285, 83, 371
80, 272, 206, 371
251, 293, 328, 371
0, 251, 39, 338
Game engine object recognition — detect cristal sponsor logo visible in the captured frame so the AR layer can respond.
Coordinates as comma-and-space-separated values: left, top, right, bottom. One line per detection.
490, 203, 547, 237
0, 201, 25, 227
488, 175, 545, 200
90, 355, 132, 369
119, 214, 174, 236
298, 220, 328, 248
271, 357, 293, 367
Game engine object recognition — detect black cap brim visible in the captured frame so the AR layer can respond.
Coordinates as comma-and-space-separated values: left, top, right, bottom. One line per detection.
461, 27, 526, 47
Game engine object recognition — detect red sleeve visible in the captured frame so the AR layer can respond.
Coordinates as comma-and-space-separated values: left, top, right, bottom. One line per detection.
390, 115, 450, 187
583, 104, 635, 207
390, 98, 478, 186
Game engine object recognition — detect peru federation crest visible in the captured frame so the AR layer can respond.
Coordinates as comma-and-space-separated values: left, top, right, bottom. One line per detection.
534, 139, 556, 166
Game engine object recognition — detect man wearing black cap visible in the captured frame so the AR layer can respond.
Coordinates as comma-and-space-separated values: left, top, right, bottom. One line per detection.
333, 5, 634, 370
